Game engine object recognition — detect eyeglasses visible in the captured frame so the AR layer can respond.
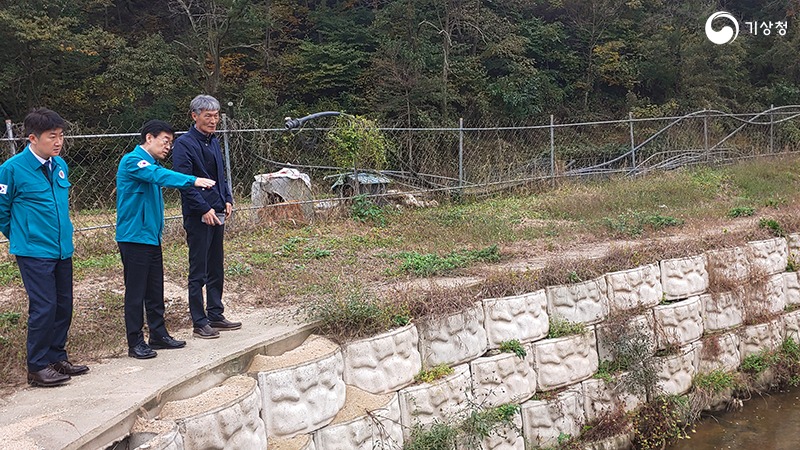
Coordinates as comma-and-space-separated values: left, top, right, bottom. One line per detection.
159, 137, 173, 148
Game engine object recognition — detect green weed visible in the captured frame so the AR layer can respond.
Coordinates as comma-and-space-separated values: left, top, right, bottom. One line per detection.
693, 370, 736, 394
547, 316, 586, 339
307, 291, 411, 342
396, 245, 500, 276
727, 206, 755, 218
351, 194, 387, 226
758, 217, 785, 237
499, 339, 527, 359
415, 364, 454, 384
603, 211, 683, 237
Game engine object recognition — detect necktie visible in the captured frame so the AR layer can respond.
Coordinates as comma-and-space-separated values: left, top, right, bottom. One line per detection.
42, 160, 52, 182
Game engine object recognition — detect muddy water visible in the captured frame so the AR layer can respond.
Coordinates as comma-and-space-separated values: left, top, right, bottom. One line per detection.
669, 386, 800, 450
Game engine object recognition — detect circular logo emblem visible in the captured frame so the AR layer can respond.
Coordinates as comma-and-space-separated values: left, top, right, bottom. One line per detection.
58, 170, 65, 179
705, 11, 740, 45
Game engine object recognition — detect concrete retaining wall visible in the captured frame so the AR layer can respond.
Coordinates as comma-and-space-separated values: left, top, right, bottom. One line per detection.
125, 235, 800, 449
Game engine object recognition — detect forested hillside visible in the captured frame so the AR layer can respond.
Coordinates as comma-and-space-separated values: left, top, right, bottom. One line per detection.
0, 0, 798, 129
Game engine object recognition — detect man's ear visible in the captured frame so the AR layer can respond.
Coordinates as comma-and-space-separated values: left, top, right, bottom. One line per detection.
28, 134, 38, 145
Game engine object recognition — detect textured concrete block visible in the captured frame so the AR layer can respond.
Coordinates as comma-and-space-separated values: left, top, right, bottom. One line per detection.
480, 414, 524, 450
521, 390, 584, 448
251, 337, 346, 438
545, 277, 609, 325
655, 346, 695, 396
131, 424, 184, 450
606, 264, 663, 312
533, 329, 598, 391
784, 309, 800, 343
700, 292, 743, 332
312, 389, 403, 450
418, 303, 487, 367
706, 246, 749, 283
660, 255, 709, 300
158, 376, 266, 450
692, 333, 740, 374
653, 296, 704, 349
747, 238, 789, 276
739, 319, 784, 358
763, 274, 787, 316
398, 364, 471, 433
785, 272, 800, 307
788, 234, 800, 261
268, 435, 316, 450
596, 314, 655, 362
470, 347, 536, 407
483, 291, 548, 347
581, 377, 643, 422
343, 325, 421, 394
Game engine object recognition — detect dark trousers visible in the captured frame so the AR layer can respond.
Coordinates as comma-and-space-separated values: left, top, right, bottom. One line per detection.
183, 217, 225, 327
16, 256, 73, 372
118, 242, 169, 347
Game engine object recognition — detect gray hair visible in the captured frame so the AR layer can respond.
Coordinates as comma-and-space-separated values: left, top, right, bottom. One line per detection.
190, 94, 220, 114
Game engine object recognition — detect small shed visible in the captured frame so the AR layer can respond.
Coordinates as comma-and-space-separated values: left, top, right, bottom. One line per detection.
330, 172, 391, 199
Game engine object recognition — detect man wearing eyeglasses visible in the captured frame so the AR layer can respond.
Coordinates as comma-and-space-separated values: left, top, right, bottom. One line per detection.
116, 119, 216, 359
172, 95, 240, 339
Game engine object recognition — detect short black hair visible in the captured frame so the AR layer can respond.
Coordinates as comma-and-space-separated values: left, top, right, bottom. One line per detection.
139, 119, 175, 144
24, 108, 66, 138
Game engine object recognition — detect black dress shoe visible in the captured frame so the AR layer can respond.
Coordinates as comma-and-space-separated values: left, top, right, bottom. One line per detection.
193, 324, 220, 339
50, 360, 89, 376
149, 335, 187, 350
209, 318, 242, 331
128, 342, 157, 359
28, 367, 70, 387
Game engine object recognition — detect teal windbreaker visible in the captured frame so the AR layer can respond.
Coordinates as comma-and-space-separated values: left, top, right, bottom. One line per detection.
0, 146, 74, 259
115, 145, 196, 245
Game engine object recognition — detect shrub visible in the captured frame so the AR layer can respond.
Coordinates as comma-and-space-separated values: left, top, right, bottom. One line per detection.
306, 292, 410, 342
351, 194, 387, 226
547, 316, 586, 339
324, 115, 389, 170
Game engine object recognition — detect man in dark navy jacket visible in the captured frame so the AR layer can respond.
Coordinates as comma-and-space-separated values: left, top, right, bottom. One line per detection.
172, 95, 241, 339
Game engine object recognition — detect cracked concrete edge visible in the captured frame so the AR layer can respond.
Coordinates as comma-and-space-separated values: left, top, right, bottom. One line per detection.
65, 321, 320, 450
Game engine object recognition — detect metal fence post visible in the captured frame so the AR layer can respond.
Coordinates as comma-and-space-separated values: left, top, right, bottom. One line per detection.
550, 114, 555, 182
221, 113, 234, 199
458, 117, 464, 188
5, 120, 15, 156
770, 104, 774, 153
703, 111, 709, 161
629, 112, 636, 170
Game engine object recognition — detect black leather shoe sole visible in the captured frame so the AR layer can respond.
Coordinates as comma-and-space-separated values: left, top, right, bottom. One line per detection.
128, 349, 157, 359
209, 322, 242, 331
27, 376, 70, 387
193, 329, 220, 339
149, 340, 186, 350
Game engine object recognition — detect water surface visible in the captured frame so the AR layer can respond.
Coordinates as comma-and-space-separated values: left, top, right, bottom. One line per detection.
669, 386, 800, 450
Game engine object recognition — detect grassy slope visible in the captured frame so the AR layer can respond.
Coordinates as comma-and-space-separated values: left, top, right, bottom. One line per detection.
2, 155, 800, 389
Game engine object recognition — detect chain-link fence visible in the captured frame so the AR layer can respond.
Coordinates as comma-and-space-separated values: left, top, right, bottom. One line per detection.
1, 106, 799, 256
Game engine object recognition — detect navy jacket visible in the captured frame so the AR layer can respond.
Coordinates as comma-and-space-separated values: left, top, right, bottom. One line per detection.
116, 145, 197, 245
171, 125, 233, 217
0, 147, 73, 259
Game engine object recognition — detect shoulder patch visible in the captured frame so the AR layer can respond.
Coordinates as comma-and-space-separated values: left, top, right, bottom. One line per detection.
58, 170, 65, 179
0, 184, 6, 195
137, 160, 151, 168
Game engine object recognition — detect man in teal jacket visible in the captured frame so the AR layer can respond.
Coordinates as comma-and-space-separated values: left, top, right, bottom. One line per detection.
116, 119, 215, 359
0, 108, 88, 387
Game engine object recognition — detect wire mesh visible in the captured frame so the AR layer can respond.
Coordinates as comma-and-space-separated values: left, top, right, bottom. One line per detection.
0, 106, 797, 257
